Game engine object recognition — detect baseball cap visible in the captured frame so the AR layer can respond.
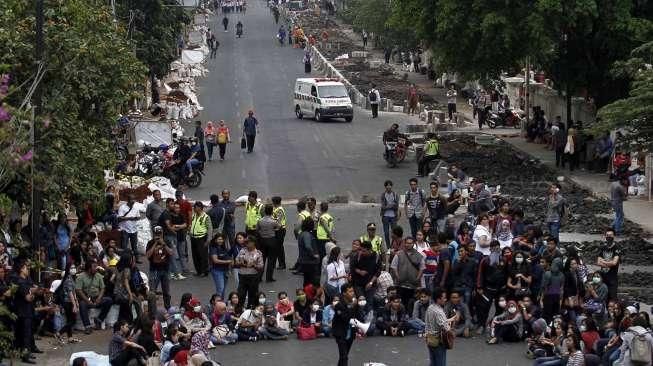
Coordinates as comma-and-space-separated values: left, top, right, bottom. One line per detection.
153, 226, 163, 232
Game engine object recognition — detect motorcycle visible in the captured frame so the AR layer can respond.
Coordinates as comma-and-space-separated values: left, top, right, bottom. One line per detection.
136, 150, 165, 177
487, 107, 523, 129
236, 25, 243, 38
163, 160, 204, 188
384, 141, 399, 168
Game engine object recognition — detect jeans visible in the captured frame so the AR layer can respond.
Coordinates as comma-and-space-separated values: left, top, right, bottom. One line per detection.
211, 268, 228, 299
245, 134, 256, 152
407, 318, 425, 333
335, 336, 354, 366
408, 215, 422, 239
381, 216, 397, 249
190, 235, 208, 275
79, 296, 113, 327
206, 142, 215, 159
428, 344, 447, 366
121, 231, 138, 255
547, 221, 560, 243
185, 158, 200, 175
176, 233, 189, 273
165, 234, 180, 274
612, 202, 624, 235
149, 269, 171, 309
533, 356, 563, 366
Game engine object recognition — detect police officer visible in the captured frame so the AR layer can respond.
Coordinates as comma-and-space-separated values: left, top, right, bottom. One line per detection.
272, 196, 287, 269
417, 133, 440, 177
360, 223, 386, 265
291, 200, 312, 274
244, 191, 263, 239
316, 202, 335, 261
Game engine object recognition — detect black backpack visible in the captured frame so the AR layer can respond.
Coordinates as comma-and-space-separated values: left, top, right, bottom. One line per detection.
369, 89, 377, 102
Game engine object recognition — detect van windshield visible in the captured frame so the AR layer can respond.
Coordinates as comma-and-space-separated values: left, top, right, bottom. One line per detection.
318, 85, 349, 98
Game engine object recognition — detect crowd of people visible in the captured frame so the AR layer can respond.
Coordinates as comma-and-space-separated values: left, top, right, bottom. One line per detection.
1, 167, 650, 366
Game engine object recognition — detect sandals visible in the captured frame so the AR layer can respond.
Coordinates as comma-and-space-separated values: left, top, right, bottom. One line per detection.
67, 337, 82, 344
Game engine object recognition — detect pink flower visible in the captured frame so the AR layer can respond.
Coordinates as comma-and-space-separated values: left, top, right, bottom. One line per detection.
0, 106, 10, 122
20, 150, 33, 161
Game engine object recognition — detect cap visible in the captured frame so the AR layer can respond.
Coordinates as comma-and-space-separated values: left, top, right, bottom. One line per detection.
626, 305, 638, 314
367, 223, 376, 229
194, 201, 204, 208
153, 226, 163, 232
189, 297, 201, 307
175, 190, 183, 197
49, 279, 62, 293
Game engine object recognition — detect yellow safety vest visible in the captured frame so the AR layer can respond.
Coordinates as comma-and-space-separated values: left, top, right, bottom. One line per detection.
190, 212, 209, 238
298, 210, 311, 224
245, 202, 262, 230
360, 234, 383, 255
316, 212, 334, 240
425, 139, 439, 156
273, 206, 287, 229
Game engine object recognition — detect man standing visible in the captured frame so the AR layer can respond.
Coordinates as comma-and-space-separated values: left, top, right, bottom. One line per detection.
117, 194, 143, 263
380, 180, 399, 251
291, 200, 312, 273
218, 189, 236, 248
316, 202, 335, 261
446, 84, 457, 121
76, 261, 113, 333
332, 283, 363, 366
597, 229, 621, 301
390, 237, 424, 310
610, 177, 628, 236
158, 199, 184, 280
362, 29, 368, 48
405, 178, 426, 239
545, 184, 565, 243
189, 201, 212, 277
145, 190, 165, 235
425, 288, 455, 366
243, 110, 259, 153
417, 133, 440, 177
12, 259, 38, 364
359, 223, 385, 260
256, 204, 280, 282
369, 84, 380, 118
271, 196, 287, 269
244, 191, 263, 239
175, 190, 192, 273
145, 226, 174, 309
207, 194, 225, 237
424, 182, 448, 234
222, 15, 229, 32
552, 117, 567, 167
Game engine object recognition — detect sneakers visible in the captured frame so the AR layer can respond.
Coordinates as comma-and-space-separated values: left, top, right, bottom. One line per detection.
399, 330, 405, 337
172, 273, 187, 280
248, 336, 257, 342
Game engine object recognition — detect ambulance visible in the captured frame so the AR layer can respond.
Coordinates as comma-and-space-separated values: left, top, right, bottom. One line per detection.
293, 78, 354, 122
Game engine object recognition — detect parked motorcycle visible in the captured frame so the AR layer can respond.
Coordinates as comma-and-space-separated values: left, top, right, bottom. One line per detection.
163, 160, 204, 188
136, 151, 165, 177
487, 107, 523, 129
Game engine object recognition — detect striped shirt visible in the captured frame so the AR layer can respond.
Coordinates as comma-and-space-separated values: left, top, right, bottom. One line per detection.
425, 303, 450, 336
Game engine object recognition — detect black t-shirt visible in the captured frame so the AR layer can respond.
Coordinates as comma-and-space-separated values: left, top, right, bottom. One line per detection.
294, 300, 309, 318
599, 244, 621, 279
158, 210, 174, 236
426, 196, 446, 220
146, 238, 170, 271
13, 276, 35, 318
172, 213, 186, 240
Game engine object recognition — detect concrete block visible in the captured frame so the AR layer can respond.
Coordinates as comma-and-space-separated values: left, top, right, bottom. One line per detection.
327, 195, 349, 204
360, 195, 376, 203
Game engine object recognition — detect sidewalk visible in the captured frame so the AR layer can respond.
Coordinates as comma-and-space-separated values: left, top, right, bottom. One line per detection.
331, 20, 653, 235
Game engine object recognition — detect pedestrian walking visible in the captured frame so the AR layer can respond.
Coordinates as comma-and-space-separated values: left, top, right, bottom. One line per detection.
407, 83, 419, 116
216, 120, 231, 160
209, 35, 219, 59
369, 84, 380, 118
332, 283, 363, 366
204, 121, 216, 161
303, 50, 312, 74
193, 120, 204, 149
243, 110, 258, 153
189, 201, 212, 277
610, 177, 628, 235
222, 16, 229, 32
271, 196, 287, 269
446, 84, 457, 121
362, 30, 368, 48
405, 177, 426, 239
425, 288, 455, 366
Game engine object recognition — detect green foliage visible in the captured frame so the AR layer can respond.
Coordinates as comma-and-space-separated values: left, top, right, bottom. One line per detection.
0, 0, 146, 209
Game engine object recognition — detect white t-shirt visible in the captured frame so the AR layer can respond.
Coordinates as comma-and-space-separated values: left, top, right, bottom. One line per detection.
326, 260, 347, 289
473, 225, 492, 256
117, 202, 144, 234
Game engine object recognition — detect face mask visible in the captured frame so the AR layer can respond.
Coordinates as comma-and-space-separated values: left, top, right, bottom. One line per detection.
579, 325, 587, 332
508, 306, 517, 314
593, 277, 601, 284
254, 310, 261, 316
174, 314, 181, 320
498, 300, 507, 308
161, 321, 167, 328
297, 295, 306, 301
70, 268, 77, 275
515, 257, 524, 264
259, 297, 266, 305
193, 306, 201, 312
332, 301, 338, 307
358, 300, 367, 307
312, 304, 319, 312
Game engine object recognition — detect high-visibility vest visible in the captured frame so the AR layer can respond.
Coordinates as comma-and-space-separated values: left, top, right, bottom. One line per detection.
273, 206, 287, 229
245, 202, 262, 230
425, 139, 439, 156
316, 212, 334, 240
360, 234, 383, 255
190, 212, 209, 238
298, 210, 311, 224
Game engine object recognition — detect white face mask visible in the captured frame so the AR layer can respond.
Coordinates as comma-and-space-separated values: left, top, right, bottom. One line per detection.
508, 306, 517, 314
254, 310, 261, 316
174, 314, 181, 320
193, 306, 201, 313
332, 301, 338, 307
579, 325, 587, 332
498, 300, 507, 308
311, 304, 319, 312
259, 297, 266, 305
515, 257, 524, 264
358, 300, 367, 307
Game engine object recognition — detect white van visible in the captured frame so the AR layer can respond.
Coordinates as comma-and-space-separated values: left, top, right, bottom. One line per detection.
293, 78, 353, 122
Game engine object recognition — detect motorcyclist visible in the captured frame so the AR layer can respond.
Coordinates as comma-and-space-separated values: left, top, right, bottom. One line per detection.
277, 26, 286, 45
417, 133, 440, 177
382, 123, 400, 159
186, 137, 205, 178
172, 137, 192, 177
236, 21, 243, 37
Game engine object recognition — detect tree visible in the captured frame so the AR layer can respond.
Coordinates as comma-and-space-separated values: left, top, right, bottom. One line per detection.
0, 0, 146, 210
596, 41, 653, 151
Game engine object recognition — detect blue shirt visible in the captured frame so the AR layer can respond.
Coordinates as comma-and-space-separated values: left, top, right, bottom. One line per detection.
209, 245, 231, 270
243, 116, 258, 136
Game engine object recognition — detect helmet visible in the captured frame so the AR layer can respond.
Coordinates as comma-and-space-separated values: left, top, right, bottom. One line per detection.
158, 144, 169, 151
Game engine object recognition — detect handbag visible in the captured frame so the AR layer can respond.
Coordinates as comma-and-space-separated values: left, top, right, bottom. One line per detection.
240, 135, 246, 149
146, 351, 160, 366
297, 323, 317, 340
212, 325, 232, 342
426, 334, 440, 347
278, 319, 291, 332
442, 329, 455, 349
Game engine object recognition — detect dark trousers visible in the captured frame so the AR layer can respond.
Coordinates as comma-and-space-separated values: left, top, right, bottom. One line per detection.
397, 287, 416, 311
190, 235, 209, 275
371, 103, 379, 118
565, 152, 578, 171
109, 347, 144, 366
61, 302, 76, 337
276, 228, 287, 268
246, 134, 256, 152
223, 224, 236, 249
15, 316, 34, 356
301, 263, 319, 286
149, 269, 172, 309
447, 103, 457, 120
121, 231, 138, 255
542, 294, 561, 323
408, 215, 422, 240
335, 336, 354, 366
218, 143, 227, 159
317, 239, 329, 263
418, 155, 438, 176
79, 296, 113, 327
555, 149, 565, 167
495, 324, 520, 342
260, 237, 277, 281
238, 273, 260, 309
475, 288, 497, 327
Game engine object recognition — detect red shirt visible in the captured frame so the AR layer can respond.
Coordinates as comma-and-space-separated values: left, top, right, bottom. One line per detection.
581, 331, 600, 353
423, 248, 438, 275
177, 199, 192, 226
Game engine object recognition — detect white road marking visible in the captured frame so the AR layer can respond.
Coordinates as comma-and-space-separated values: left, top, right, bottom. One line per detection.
241, 168, 246, 178
322, 150, 328, 158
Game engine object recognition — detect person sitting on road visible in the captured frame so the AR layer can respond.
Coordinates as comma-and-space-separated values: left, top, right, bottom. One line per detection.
236, 304, 263, 341
488, 300, 524, 344
182, 297, 212, 334
417, 133, 440, 177
302, 299, 326, 337
377, 295, 409, 337
408, 288, 431, 335
444, 288, 473, 338
275, 291, 295, 322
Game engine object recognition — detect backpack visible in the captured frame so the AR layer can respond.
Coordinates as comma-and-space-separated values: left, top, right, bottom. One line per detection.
630, 331, 652, 365
405, 189, 425, 208
368, 89, 377, 102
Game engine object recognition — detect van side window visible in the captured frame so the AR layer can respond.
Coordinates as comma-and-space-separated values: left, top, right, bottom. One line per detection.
311, 86, 317, 97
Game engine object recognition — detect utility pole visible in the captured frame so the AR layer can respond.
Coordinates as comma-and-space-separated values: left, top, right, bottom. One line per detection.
32, 0, 44, 281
